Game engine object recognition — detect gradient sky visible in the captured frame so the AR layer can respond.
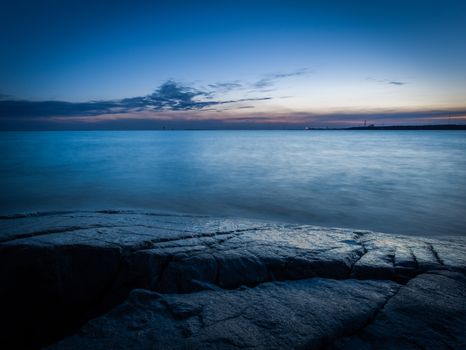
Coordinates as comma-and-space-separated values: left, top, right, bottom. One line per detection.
1, 0, 466, 129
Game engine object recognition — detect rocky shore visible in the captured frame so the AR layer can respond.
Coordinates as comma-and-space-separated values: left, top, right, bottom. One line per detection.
0, 211, 465, 349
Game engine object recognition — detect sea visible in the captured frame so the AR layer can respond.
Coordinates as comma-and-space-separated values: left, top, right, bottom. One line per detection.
1, 130, 465, 236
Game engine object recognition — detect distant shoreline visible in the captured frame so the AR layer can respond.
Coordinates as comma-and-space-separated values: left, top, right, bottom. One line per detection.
1, 124, 466, 132
307, 124, 466, 131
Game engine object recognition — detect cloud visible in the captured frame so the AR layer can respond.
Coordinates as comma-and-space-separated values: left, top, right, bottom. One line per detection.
388, 81, 406, 86
268, 68, 310, 79
203, 68, 310, 95
207, 82, 244, 92
0, 99, 120, 118
0, 80, 272, 119
120, 80, 214, 111
253, 68, 310, 90
3, 104, 465, 131
367, 77, 407, 86
77, 108, 464, 129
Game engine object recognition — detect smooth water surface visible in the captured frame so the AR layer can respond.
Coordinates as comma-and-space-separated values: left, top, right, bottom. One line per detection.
1, 130, 465, 236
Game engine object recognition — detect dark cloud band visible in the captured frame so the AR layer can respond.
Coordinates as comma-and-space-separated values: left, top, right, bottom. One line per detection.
0, 80, 271, 119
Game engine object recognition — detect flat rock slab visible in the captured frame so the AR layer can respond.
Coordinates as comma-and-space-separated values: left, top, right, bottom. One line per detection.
49, 279, 399, 349
50, 272, 466, 350
0, 211, 465, 349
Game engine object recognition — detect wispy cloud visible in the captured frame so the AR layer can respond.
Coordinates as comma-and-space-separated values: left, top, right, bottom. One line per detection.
253, 68, 310, 90
388, 81, 406, 86
205, 68, 310, 95
207, 82, 244, 92
367, 77, 407, 86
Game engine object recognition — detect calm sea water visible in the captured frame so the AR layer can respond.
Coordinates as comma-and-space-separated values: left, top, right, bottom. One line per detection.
1, 130, 465, 236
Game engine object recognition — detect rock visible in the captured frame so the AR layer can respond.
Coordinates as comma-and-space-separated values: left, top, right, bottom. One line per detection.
0, 210, 465, 349
49, 278, 399, 350
333, 271, 466, 349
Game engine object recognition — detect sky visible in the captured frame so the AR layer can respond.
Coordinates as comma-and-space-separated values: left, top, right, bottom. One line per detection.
1, 0, 466, 130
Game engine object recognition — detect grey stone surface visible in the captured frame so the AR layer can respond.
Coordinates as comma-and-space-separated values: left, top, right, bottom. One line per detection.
49, 279, 399, 350
0, 210, 465, 349
333, 271, 466, 350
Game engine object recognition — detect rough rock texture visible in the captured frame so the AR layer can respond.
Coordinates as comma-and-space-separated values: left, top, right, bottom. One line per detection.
49, 279, 399, 349
332, 270, 466, 350
0, 211, 465, 349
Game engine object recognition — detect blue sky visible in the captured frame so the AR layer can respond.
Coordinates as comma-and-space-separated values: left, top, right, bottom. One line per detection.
1, 0, 466, 129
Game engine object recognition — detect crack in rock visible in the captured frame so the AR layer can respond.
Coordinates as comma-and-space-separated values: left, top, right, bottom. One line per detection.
327, 279, 405, 347
427, 243, 445, 266
330, 271, 466, 349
